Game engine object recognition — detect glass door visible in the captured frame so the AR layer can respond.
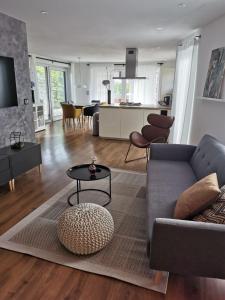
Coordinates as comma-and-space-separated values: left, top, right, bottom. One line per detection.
36, 65, 68, 122
49, 69, 67, 121
36, 65, 51, 122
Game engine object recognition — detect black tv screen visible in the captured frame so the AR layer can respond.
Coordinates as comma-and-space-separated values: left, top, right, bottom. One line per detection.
0, 56, 18, 108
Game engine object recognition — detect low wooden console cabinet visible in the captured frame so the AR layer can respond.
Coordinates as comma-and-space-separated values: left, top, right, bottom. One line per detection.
0, 142, 42, 191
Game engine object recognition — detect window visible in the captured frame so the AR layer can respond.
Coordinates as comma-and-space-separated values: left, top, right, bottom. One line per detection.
36, 65, 50, 121
49, 69, 67, 120
172, 38, 199, 144
90, 65, 113, 102
36, 63, 69, 122
90, 64, 160, 105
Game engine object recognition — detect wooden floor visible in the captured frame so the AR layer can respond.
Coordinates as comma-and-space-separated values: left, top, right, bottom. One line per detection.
0, 121, 225, 300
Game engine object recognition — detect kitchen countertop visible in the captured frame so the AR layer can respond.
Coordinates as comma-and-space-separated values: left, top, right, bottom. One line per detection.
99, 103, 171, 110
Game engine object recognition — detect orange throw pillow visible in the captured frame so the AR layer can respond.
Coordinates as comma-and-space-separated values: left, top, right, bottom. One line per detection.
174, 173, 220, 219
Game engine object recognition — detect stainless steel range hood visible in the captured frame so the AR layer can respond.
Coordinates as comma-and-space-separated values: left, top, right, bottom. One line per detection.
113, 48, 146, 79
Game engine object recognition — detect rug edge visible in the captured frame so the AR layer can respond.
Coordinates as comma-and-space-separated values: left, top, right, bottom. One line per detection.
0, 241, 168, 294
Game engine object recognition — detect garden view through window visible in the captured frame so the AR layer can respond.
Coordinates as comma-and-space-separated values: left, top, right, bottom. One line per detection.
36, 65, 67, 122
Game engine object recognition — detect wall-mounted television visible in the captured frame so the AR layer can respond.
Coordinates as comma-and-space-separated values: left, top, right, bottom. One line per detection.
0, 56, 18, 108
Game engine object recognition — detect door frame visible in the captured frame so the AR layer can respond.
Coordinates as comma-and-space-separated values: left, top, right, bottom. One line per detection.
36, 59, 71, 123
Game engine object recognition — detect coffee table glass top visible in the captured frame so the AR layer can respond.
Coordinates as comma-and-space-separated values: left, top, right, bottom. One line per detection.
67, 164, 111, 181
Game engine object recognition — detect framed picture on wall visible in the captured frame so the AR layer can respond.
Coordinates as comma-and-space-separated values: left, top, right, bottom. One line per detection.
203, 47, 225, 99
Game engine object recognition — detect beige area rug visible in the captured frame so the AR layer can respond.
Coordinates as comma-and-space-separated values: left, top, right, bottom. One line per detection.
0, 169, 168, 294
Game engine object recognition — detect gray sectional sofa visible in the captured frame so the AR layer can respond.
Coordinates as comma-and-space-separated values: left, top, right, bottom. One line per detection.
147, 134, 225, 279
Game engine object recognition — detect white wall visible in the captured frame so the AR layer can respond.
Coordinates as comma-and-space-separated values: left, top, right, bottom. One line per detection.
190, 14, 225, 144
71, 63, 90, 105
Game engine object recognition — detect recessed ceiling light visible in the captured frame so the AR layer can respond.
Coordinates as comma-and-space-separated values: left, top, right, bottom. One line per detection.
40, 10, 48, 15
178, 3, 186, 8
156, 27, 164, 31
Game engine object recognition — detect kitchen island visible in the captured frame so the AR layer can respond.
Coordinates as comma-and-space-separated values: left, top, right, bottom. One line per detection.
99, 104, 171, 140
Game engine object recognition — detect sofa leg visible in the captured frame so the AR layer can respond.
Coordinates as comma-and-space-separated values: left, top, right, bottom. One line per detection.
9, 179, 15, 191
125, 143, 148, 164
12, 179, 15, 190
38, 164, 42, 174
9, 180, 13, 191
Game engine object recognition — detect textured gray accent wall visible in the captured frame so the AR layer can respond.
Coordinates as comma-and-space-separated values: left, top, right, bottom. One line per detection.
0, 12, 35, 147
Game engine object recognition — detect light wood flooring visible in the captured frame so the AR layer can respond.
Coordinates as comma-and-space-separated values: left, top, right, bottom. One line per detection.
0, 121, 225, 300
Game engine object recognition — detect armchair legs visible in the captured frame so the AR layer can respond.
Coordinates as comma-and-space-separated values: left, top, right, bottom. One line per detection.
124, 143, 150, 163
63, 117, 82, 129
124, 143, 132, 163
9, 179, 15, 191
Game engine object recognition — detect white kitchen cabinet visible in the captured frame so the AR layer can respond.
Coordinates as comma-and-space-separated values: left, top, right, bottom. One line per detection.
99, 105, 170, 140
143, 109, 161, 126
99, 108, 121, 138
120, 109, 143, 139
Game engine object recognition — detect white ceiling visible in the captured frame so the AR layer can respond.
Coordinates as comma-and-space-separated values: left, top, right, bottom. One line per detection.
1, 0, 225, 63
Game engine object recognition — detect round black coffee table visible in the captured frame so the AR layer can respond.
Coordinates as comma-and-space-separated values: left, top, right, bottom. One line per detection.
66, 164, 111, 207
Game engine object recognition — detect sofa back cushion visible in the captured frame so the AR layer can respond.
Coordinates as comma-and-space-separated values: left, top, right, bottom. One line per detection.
190, 135, 225, 187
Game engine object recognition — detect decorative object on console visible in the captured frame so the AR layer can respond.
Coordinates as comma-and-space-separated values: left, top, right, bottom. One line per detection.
174, 173, 220, 219
9, 132, 24, 150
203, 47, 225, 99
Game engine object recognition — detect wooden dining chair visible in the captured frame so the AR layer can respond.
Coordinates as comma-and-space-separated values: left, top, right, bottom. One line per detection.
60, 103, 82, 128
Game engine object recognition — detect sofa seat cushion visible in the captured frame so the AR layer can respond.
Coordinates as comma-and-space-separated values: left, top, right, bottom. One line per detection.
147, 160, 196, 240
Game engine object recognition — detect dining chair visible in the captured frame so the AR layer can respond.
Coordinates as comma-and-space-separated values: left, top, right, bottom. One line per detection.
83, 105, 99, 126
60, 103, 82, 128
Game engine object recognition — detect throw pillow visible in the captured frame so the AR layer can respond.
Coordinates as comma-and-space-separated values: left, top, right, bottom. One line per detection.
174, 173, 220, 219
193, 185, 225, 224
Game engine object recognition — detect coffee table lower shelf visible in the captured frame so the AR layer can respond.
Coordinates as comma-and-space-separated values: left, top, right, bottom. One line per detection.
67, 179, 112, 207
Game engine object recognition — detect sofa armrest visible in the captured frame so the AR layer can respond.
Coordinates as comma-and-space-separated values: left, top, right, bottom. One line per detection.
150, 218, 225, 278
150, 144, 196, 161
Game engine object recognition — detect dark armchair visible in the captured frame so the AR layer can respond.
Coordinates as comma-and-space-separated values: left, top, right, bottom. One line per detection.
125, 114, 175, 163
83, 105, 99, 126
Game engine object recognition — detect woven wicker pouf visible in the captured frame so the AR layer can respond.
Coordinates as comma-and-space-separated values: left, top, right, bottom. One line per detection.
57, 203, 114, 255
